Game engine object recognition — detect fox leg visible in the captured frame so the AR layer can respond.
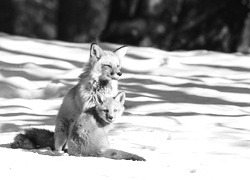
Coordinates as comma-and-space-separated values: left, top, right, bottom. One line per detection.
54, 124, 68, 151
54, 132, 67, 151
101, 149, 146, 161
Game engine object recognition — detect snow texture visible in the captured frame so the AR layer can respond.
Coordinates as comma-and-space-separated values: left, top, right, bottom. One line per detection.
0, 33, 250, 180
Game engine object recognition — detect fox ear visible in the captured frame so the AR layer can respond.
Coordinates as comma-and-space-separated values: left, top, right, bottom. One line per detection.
90, 43, 103, 61
115, 91, 126, 105
96, 92, 106, 105
114, 46, 128, 59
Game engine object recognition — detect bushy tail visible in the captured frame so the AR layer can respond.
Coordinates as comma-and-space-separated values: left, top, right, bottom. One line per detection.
101, 149, 146, 161
10, 128, 55, 150
10, 129, 146, 161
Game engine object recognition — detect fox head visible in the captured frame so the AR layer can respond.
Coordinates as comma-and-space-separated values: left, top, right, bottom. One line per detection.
89, 43, 128, 81
95, 91, 126, 124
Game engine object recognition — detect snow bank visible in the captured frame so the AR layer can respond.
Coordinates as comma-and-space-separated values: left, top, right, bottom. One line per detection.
0, 33, 250, 179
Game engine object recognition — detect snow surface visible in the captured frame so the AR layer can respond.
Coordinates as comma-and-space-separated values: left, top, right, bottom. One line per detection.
0, 33, 250, 179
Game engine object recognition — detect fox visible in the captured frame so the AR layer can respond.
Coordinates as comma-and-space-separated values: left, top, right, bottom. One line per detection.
11, 92, 145, 161
54, 43, 128, 152
68, 91, 145, 160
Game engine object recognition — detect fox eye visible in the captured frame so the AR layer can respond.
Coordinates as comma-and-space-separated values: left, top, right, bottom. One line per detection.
114, 109, 118, 112
103, 109, 109, 113
104, 64, 112, 68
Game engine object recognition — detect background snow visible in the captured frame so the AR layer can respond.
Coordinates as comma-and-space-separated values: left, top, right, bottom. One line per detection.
0, 33, 250, 179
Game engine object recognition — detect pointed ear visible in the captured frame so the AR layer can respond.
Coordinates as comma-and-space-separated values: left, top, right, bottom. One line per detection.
90, 43, 103, 61
115, 91, 126, 105
96, 92, 106, 105
114, 46, 128, 59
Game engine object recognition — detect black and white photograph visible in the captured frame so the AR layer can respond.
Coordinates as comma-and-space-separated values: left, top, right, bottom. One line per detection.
0, 0, 250, 179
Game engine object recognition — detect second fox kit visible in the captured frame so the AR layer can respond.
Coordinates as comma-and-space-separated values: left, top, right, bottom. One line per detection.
55, 44, 128, 151
11, 92, 145, 161
68, 92, 145, 160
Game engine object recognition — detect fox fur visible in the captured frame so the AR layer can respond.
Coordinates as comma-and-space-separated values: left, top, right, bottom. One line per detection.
11, 128, 55, 150
54, 43, 128, 151
11, 92, 145, 161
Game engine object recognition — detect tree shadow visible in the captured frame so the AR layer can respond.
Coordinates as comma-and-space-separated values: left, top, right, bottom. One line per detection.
121, 78, 250, 108
187, 64, 250, 73
0, 113, 55, 133
0, 60, 71, 71
172, 82, 250, 94
216, 122, 250, 132
142, 112, 249, 117
0, 46, 83, 67
0, 32, 90, 51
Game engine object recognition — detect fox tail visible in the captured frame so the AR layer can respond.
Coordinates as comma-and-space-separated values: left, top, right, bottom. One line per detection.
10, 129, 146, 161
101, 149, 146, 161
10, 128, 55, 150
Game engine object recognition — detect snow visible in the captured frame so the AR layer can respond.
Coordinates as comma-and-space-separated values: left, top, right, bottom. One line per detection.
0, 32, 250, 179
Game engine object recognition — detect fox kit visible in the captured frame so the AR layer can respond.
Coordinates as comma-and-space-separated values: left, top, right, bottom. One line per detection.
68, 92, 145, 161
11, 92, 145, 161
55, 43, 128, 151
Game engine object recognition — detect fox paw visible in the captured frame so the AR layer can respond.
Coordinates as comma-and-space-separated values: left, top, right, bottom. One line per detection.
53, 150, 68, 156
131, 155, 146, 161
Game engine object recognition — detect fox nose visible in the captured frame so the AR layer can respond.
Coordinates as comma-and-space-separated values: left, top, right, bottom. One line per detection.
108, 115, 114, 121
117, 72, 122, 76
